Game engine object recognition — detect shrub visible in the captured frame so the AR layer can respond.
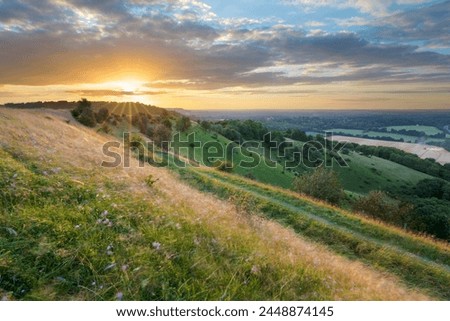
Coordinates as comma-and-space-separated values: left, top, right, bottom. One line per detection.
95, 108, 110, 124
293, 167, 344, 204
214, 160, 233, 173
72, 98, 96, 127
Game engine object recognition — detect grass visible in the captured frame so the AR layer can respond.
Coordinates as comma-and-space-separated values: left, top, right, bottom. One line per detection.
177, 167, 450, 299
329, 129, 417, 142
0, 148, 331, 300
171, 126, 294, 189
386, 126, 444, 136
334, 151, 432, 194
0, 107, 440, 301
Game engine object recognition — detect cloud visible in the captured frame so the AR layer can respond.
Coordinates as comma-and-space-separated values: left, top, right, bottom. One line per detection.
281, 0, 434, 17
370, 1, 450, 47
65, 89, 167, 96
0, 0, 449, 93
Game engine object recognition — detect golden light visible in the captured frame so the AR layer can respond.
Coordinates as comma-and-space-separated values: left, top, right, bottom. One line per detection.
114, 80, 146, 93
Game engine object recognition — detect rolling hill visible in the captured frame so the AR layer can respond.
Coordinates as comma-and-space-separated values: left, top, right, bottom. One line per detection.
1, 107, 449, 301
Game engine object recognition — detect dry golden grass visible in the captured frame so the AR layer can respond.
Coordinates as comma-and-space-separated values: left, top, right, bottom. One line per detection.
0, 107, 432, 300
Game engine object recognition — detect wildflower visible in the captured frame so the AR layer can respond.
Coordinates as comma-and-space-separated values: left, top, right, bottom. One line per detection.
152, 242, 161, 251
96, 219, 102, 224
116, 292, 124, 301
74, 225, 81, 229
106, 244, 114, 255
121, 265, 129, 272
175, 223, 181, 230
91, 282, 96, 286
101, 210, 109, 217
102, 218, 110, 225
107, 221, 113, 227
250, 265, 260, 275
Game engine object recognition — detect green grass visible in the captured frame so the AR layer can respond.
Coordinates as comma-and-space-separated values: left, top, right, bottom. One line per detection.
177, 167, 450, 299
0, 148, 337, 301
171, 126, 294, 189
329, 129, 417, 142
386, 126, 444, 136
334, 151, 432, 194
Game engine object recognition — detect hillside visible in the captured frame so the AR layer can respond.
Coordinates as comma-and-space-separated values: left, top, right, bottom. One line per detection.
1, 108, 449, 301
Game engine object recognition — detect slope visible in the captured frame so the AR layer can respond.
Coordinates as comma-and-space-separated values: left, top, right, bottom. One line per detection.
0, 107, 435, 301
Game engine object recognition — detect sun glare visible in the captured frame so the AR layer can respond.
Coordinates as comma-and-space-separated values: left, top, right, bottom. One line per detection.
115, 80, 145, 93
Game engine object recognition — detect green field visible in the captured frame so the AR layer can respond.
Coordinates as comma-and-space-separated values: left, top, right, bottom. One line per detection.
171, 126, 295, 189
334, 151, 432, 194
386, 125, 444, 136
328, 129, 417, 142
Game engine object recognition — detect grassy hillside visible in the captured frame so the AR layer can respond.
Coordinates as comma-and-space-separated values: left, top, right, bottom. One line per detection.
171, 125, 295, 189
335, 151, 432, 194
1, 108, 434, 301
178, 167, 450, 299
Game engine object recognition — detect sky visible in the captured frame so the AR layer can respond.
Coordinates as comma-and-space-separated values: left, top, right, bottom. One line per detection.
0, 0, 449, 109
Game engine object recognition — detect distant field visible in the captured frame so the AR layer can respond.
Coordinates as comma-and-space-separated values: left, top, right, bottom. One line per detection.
386, 125, 443, 136
328, 129, 417, 142
331, 135, 450, 165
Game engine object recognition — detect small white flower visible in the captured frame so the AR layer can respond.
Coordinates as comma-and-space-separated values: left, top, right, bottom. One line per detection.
96, 219, 102, 224
75, 225, 81, 229
107, 221, 113, 227
251, 265, 260, 275
116, 292, 124, 301
101, 210, 109, 217
121, 265, 129, 272
152, 242, 161, 251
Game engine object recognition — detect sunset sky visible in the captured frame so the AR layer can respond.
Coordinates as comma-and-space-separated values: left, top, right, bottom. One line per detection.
0, 0, 449, 109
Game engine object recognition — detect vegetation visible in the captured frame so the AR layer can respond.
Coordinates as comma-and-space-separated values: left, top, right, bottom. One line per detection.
2, 105, 450, 301
178, 167, 450, 299
293, 167, 344, 204
71, 98, 97, 127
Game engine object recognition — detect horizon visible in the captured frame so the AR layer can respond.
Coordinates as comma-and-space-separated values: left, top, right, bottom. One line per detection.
1, 1, 450, 109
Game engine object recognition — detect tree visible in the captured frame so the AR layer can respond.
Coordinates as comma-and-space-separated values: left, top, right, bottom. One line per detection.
72, 98, 96, 127
353, 191, 413, 226
293, 167, 344, 204
151, 124, 172, 151
175, 116, 191, 132
95, 108, 110, 124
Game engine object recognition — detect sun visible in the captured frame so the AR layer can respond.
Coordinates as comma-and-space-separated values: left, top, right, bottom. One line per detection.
115, 80, 145, 93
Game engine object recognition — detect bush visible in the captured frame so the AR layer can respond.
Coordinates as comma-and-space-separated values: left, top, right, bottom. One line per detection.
95, 108, 110, 124
353, 191, 412, 226
214, 160, 233, 173
292, 167, 344, 204
175, 116, 191, 132
72, 98, 96, 127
